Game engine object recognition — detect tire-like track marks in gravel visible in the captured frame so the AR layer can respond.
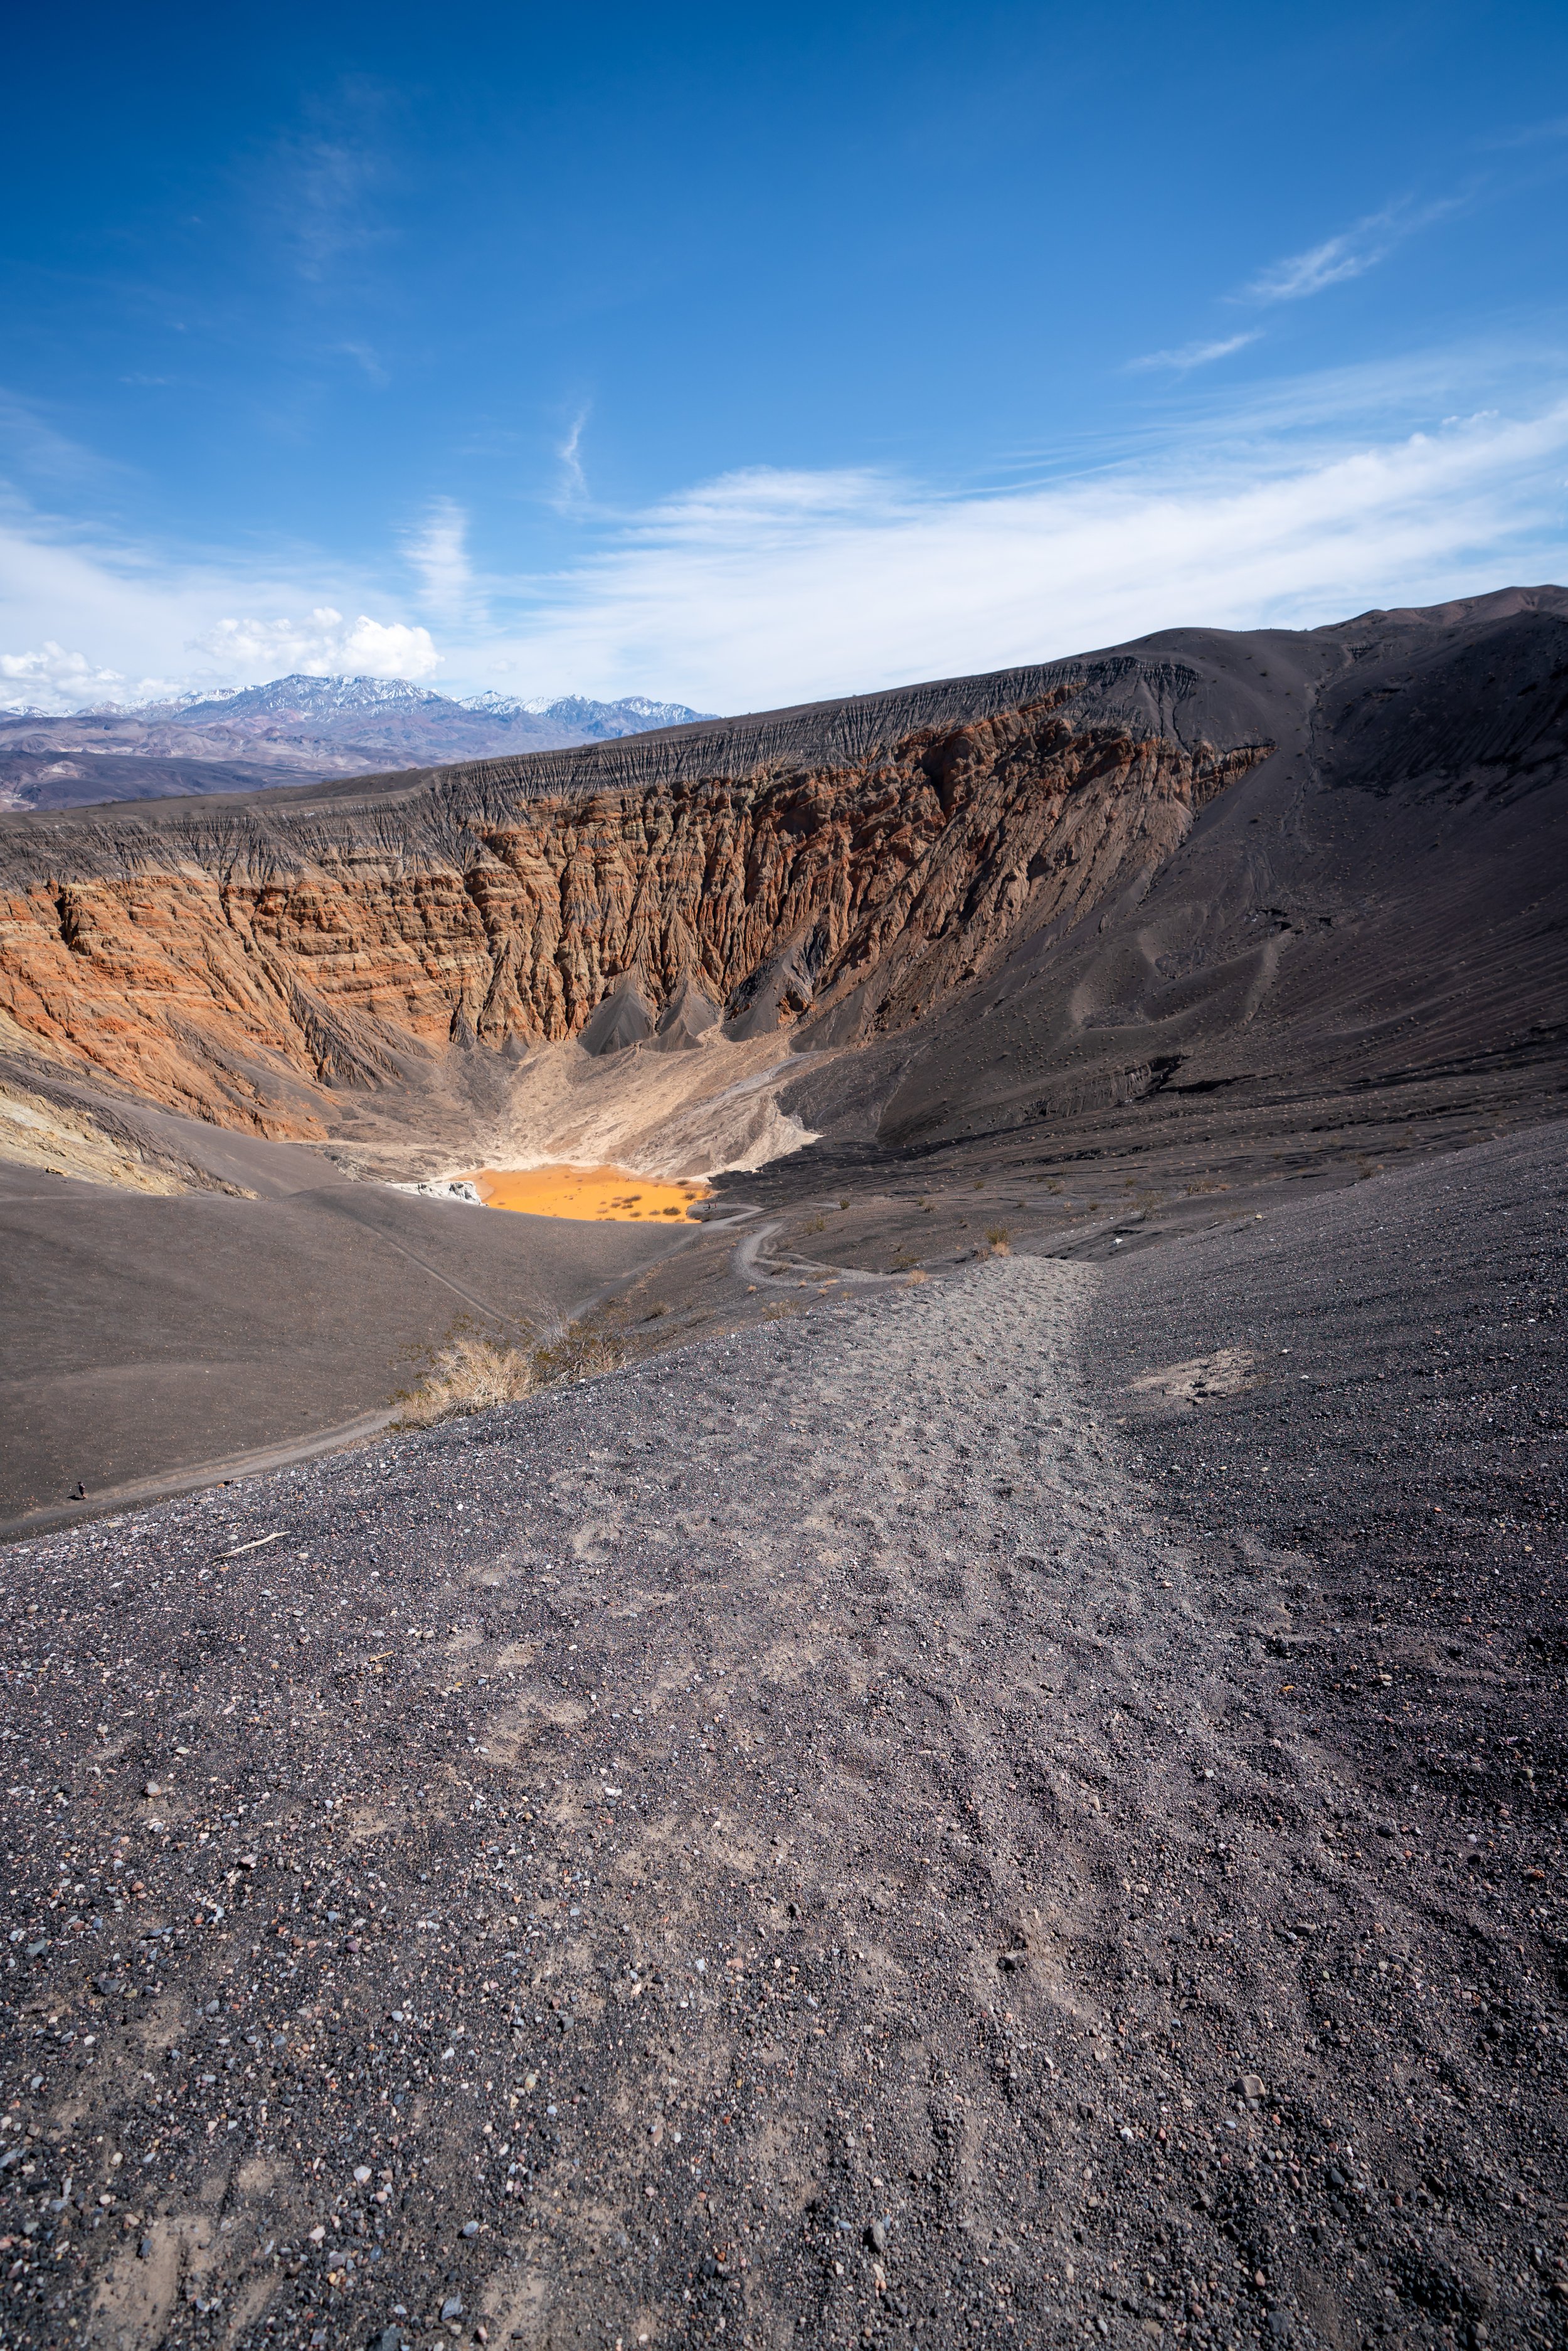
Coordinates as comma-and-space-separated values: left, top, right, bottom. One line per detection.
0, 1144, 1564, 2349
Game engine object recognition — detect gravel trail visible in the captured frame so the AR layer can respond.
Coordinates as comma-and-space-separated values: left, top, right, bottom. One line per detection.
1, 1182, 1562, 2349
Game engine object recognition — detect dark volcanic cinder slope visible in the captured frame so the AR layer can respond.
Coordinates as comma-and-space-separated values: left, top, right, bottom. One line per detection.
0, 1169, 692, 1527
0, 1129, 1561, 2350
772, 585, 1568, 1166
1, 598, 1565, 2343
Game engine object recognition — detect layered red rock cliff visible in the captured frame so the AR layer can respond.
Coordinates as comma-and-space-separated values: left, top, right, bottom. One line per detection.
0, 682, 1264, 1137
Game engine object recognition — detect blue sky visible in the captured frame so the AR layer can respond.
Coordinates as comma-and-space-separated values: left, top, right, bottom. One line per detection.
3, 0, 1567, 709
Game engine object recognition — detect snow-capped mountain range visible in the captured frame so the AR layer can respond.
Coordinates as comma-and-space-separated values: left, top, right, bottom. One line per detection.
0, 676, 716, 814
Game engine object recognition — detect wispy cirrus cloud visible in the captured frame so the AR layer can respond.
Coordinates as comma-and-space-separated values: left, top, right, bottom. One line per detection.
1244, 196, 1466, 303
1479, 114, 1568, 152
556, 408, 591, 509
404, 497, 476, 621
1127, 332, 1261, 374
277, 132, 387, 284
3, 369, 1565, 713
250, 81, 402, 291
462, 396, 1568, 706
1128, 189, 1471, 399
336, 339, 389, 386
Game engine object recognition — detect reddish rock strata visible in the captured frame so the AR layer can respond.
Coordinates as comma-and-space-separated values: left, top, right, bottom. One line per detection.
0, 694, 1262, 1135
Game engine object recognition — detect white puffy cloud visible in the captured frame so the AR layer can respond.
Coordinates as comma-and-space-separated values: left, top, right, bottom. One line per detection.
0, 640, 126, 709
402, 501, 474, 620
193, 608, 440, 680
0, 502, 443, 708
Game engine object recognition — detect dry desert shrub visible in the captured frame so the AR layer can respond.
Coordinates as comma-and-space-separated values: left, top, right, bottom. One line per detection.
394, 1332, 536, 1426
985, 1226, 1012, 1255
532, 1323, 627, 1386
395, 1312, 627, 1426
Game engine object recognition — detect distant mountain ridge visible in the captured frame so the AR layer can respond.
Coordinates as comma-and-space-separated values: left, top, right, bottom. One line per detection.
158, 676, 713, 739
0, 676, 716, 812
515, 693, 703, 736
168, 675, 450, 722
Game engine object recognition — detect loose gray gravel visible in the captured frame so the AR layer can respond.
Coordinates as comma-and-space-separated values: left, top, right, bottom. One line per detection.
1, 1127, 1564, 2350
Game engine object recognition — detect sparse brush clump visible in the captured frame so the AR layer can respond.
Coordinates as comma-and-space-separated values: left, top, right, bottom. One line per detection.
985, 1225, 1012, 1255
393, 1332, 536, 1426
532, 1323, 627, 1385
395, 1313, 627, 1426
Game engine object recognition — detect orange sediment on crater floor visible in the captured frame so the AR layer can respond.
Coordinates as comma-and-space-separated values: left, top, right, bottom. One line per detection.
462, 1164, 711, 1221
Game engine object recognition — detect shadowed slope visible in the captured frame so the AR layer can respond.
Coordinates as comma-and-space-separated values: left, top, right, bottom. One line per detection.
774, 586, 1568, 1157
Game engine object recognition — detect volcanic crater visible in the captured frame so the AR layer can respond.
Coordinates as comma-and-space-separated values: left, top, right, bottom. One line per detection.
0, 588, 1564, 2351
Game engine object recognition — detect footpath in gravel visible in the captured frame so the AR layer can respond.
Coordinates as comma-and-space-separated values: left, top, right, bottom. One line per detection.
0, 1131, 1564, 2351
